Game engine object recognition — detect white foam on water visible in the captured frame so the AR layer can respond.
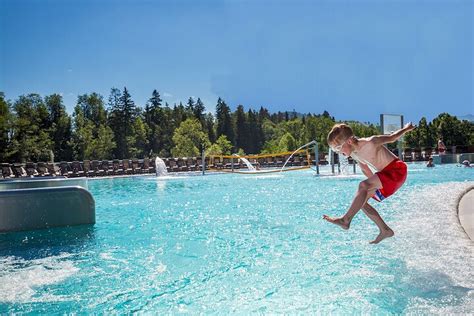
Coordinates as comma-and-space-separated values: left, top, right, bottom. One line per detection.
155, 157, 168, 177
0, 253, 79, 303
99, 252, 129, 265
142, 175, 190, 181
242, 174, 283, 179
391, 182, 474, 312
156, 263, 167, 274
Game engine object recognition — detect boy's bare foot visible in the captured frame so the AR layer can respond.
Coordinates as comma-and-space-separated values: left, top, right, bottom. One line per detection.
369, 228, 394, 244
322, 215, 350, 230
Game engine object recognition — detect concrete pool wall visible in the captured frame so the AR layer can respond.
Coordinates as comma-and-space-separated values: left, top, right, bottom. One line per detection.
0, 177, 95, 233
458, 186, 474, 242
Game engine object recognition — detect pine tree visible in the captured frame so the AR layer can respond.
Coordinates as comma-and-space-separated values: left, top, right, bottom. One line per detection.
234, 105, 247, 151
247, 109, 260, 154
108, 87, 137, 158
258, 106, 270, 121
159, 102, 174, 157
173, 102, 187, 127
194, 98, 205, 122
145, 90, 163, 156
186, 97, 195, 113
215, 98, 234, 145
204, 112, 216, 143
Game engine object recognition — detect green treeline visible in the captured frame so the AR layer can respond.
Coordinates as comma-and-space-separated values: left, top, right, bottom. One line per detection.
0, 88, 473, 163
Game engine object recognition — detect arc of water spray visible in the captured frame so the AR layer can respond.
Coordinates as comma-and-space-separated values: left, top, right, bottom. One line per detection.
155, 157, 169, 177
280, 140, 317, 172
233, 154, 256, 171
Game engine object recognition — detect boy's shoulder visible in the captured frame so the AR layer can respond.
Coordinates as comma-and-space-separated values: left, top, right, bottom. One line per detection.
357, 136, 383, 149
358, 136, 377, 143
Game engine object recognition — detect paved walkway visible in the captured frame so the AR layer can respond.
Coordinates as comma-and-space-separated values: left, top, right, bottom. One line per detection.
458, 186, 474, 242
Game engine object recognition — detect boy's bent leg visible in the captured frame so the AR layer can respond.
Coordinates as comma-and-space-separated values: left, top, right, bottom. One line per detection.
323, 174, 382, 230
362, 203, 394, 244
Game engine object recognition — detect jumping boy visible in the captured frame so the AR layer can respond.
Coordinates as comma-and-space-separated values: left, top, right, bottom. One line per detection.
323, 122, 415, 244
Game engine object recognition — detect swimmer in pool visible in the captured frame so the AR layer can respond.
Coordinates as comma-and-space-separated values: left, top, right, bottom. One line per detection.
323, 122, 416, 244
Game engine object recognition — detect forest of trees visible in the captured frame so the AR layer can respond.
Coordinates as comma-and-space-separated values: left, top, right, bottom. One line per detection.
0, 88, 473, 163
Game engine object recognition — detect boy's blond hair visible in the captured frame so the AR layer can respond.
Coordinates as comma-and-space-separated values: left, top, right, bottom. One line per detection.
327, 123, 354, 144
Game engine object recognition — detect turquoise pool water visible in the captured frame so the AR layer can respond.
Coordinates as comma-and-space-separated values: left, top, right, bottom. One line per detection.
1, 164, 473, 313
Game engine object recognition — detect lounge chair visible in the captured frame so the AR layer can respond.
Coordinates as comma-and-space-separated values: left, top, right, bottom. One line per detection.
223, 158, 232, 169
122, 159, 133, 174
131, 158, 142, 174
163, 158, 171, 173
101, 160, 113, 176
413, 148, 422, 161
12, 163, 28, 178
402, 149, 412, 162
82, 160, 95, 177
46, 163, 60, 176
214, 157, 223, 170
59, 161, 73, 177
276, 156, 284, 167
91, 160, 105, 176
112, 159, 124, 175
71, 161, 85, 177
264, 157, 276, 167
142, 158, 154, 174
59, 162, 71, 177
293, 156, 301, 166
196, 157, 203, 171
1, 163, 14, 178
302, 155, 309, 166
176, 158, 188, 172
318, 153, 328, 165
232, 158, 241, 169
25, 162, 39, 177
36, 162, 51, 176
187, 157, 197, 171
167, 159, 179, 172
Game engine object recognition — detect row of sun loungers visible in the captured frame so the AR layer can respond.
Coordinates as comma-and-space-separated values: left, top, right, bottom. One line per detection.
0, 159, 156, 179
3, 147, 467, 179
0, 158, 210, 179
0, 155, 317, 179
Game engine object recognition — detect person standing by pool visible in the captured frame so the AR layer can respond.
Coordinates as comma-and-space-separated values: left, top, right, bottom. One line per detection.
323, 122, 416, 244
437, 138, 446, 155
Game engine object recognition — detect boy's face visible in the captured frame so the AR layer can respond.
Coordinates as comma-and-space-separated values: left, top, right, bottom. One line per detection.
330, 136, 353, 156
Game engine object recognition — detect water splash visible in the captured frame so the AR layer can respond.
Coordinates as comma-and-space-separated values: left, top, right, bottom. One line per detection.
280, 140, 316, 172
233, 154, 256, 171
338, 153, 351, 175
155, 157, 168, 177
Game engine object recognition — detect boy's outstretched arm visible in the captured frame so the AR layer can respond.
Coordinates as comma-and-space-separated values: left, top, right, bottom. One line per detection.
373, 122, 416, 145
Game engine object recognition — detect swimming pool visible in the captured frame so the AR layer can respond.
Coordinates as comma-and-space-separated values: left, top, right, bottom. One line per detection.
1, 164, 473, 313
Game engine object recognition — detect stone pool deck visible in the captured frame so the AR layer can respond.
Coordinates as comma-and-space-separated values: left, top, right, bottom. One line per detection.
458, 186, 474, 242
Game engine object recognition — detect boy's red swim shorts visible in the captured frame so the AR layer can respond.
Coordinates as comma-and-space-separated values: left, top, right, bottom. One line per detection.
373, 159, 407, 202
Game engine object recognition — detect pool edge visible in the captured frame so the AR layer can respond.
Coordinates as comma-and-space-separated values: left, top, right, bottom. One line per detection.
457, 185, 474, 242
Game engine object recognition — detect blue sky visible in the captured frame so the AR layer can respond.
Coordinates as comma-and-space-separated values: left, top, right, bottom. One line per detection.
0, 0, 472, 123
